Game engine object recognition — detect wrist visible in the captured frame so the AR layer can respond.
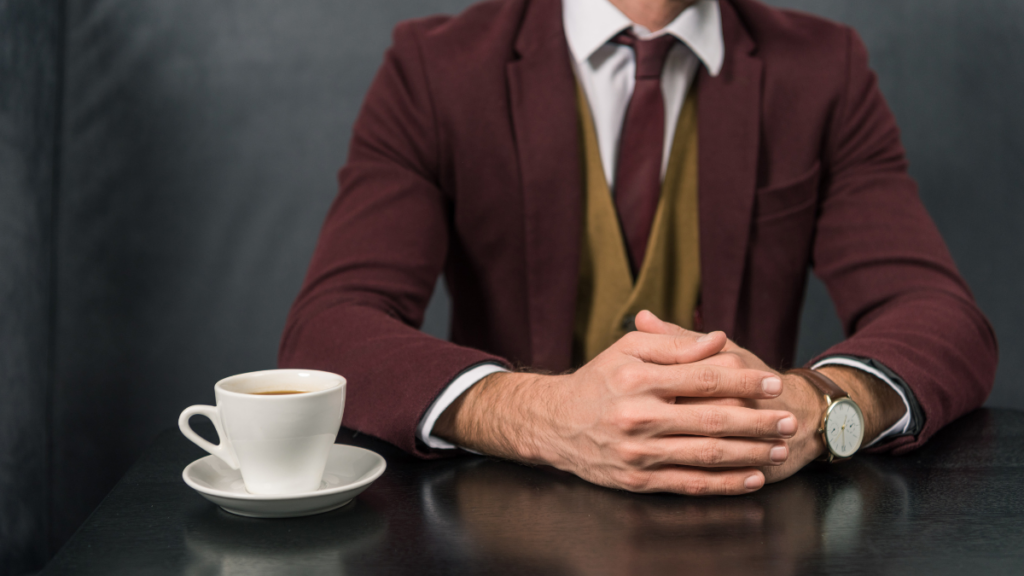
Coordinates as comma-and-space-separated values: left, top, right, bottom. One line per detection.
815, 366, 902, 446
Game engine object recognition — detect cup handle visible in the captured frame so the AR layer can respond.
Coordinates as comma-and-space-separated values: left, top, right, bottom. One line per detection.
178, 405, 240, 469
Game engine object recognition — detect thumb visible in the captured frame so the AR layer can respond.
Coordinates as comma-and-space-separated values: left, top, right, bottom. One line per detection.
633, 309, 727, 349
634, 309, 683, 335
635, 309, 706, 338
635, 310, 739, 353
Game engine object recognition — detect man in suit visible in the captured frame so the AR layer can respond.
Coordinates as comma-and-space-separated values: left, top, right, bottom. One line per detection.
280, 0, 997, 495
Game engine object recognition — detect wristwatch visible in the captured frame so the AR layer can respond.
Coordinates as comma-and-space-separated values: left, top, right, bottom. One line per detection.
788, 368, 865, 463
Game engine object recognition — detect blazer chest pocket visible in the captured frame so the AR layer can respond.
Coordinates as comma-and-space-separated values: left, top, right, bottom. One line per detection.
754, 162, 821, 221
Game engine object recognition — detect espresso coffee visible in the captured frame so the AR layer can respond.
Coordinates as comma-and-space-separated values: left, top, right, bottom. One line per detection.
253, 390, 308, 395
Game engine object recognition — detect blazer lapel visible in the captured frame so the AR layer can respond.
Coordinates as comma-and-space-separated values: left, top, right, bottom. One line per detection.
506, 0, 582, 371
698, 0, 763, 338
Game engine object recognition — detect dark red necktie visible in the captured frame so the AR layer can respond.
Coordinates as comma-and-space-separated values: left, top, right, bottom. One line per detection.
612, 31, 677, 276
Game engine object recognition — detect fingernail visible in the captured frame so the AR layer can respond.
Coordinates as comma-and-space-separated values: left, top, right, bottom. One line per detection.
744, 474, 763, 490
770, 445, 788, 463
761, 376, 782, 396
697, 333, 714, 342
777, 417, 797, 436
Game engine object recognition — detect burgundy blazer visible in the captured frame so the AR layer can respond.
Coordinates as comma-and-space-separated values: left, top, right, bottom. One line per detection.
279, 0, 997, 457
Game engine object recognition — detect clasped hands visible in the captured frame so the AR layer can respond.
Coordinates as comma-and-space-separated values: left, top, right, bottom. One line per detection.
435, 310, 829, 496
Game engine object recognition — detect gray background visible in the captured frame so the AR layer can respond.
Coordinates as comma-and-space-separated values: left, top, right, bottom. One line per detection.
0, 0, 1020, 574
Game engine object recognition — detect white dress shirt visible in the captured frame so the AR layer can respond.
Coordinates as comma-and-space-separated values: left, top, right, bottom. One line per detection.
417, 0, 911, 450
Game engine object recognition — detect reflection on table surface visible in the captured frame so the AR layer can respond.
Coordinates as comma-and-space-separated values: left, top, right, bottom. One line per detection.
178, 436, 918, 576
420, 457, 909, 576
182, 500, 387, 576
45, 410, 1024, 576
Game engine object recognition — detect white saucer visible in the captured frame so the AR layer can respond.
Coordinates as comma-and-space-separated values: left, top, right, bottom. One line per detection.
183, 444, 386, 518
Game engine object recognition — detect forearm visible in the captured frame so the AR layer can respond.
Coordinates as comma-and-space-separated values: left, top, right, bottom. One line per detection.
433, 371, 555, 464
812, 292, 995, 453
812, 29, 996, 451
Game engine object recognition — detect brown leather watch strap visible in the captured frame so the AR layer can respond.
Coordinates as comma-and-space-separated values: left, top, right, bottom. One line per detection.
787, 368, 849, 401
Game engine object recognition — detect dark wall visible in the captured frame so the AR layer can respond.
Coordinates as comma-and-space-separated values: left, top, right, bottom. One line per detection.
0, 1, 60, 574
49, 0, 478, 561
770, 0, 1024, 409
1, 1, 1022, 574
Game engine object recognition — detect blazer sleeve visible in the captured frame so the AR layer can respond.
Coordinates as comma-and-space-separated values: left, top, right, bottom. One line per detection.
809, 28, 998, 454
278, 21, 509, 457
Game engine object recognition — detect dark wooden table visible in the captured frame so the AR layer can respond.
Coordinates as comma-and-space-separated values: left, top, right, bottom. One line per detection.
43, 409, 1024, 575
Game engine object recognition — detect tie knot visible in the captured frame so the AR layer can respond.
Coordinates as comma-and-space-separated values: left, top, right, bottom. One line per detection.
612, 31, 677, 79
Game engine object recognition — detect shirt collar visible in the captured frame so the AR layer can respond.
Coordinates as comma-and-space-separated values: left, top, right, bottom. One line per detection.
562, 0, 724, 77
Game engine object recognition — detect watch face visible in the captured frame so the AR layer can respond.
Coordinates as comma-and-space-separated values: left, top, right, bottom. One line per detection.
824, 399, 864, 458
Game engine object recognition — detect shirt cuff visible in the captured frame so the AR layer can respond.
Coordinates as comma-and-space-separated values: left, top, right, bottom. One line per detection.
811, 356, 912, 448
416, 362, 509, 450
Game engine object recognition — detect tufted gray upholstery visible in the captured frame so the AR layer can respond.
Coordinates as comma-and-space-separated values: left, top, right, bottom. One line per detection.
0, 1, 60, 574
1, 1, 1021, 573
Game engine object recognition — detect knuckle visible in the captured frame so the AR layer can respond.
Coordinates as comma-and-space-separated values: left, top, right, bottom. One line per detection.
619, 331, 642, 349
669, 335, 690, 355
682, 476, 711, 496
722, 477, 741, 495
697, 440, 725, 466
756, 414, 776, 437
610, 403, 643, 430
741, 446, 764, 466
616, 364, 645, 390
695, 367, 721, 395
619, 470, 652, 492
748, 370, 768, 392
697, 407, 727, 436
614, 442, 648, 467
723, 353, 744, 369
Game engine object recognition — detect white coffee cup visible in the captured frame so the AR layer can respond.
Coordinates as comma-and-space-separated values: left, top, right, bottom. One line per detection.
178, 369, 345, 495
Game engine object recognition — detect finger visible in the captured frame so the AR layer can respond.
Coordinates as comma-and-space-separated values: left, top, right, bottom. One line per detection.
619, 466, 765, 495
616, 331, 727, 366
673, 396, 749, 408
611, 436, 788, 469
656, 437, 789, 468
641, 363, 783, 399
651, 404, 797, 438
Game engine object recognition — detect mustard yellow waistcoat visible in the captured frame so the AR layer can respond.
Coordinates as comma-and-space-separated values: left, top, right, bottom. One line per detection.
572, 83, 701, 366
